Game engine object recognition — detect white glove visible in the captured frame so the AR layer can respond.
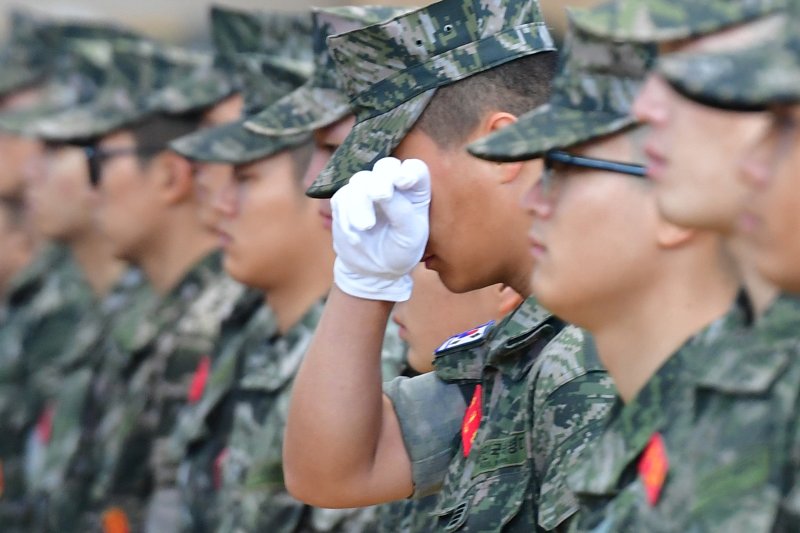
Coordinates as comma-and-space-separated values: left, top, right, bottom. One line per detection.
331, 157, 431, 302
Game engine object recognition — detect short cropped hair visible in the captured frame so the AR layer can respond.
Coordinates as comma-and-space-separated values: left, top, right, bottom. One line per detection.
130, 112, 206, 164
415, 52, 558, 149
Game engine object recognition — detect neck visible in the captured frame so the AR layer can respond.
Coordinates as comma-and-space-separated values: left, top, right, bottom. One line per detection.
68, 228, 126, 297
138, 211, 218, 295
726, 237, 779, 318
267, 228, 334, 335
592, 255, 738, 403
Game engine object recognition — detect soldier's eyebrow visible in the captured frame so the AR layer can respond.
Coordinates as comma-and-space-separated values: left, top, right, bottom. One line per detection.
233, 169, 258, 182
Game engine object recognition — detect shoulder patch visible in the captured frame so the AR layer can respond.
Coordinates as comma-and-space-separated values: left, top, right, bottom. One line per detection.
435, 321, 495, 354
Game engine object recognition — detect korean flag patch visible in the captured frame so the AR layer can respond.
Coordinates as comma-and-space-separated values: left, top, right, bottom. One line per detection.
435, 321, 495, 354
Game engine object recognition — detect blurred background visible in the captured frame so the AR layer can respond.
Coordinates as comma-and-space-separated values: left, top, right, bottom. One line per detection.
0, 0, 602, 44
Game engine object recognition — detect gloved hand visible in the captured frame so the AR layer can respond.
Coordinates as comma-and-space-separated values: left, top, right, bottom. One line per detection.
331, 157, 431, 301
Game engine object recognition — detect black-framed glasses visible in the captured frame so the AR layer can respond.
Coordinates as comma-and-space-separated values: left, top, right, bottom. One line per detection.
83, 145, 164, 188
545, 150, 647, 177
540, 150, 647, 196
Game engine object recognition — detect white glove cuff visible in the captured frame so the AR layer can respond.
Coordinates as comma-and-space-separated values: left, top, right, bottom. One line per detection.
333, 257, 413, 302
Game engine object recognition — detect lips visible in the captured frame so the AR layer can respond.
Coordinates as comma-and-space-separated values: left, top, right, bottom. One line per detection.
643, 143, 668, 181
528, 231, 546, 258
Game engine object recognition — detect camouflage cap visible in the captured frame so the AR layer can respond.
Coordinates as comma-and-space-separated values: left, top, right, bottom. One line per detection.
146, 51, 233, 115
0, 21, 143, 136
147, 6, 312, 116
210, 5, 313, 61
658, 7, 800, 110
244, 6, 407, 137
29, 39, 208, 142
169, 54, 311, 165
0, 10, 51, 97
571, 0, 785, 42
468, 15, 656, 161
307, 0, 556, 199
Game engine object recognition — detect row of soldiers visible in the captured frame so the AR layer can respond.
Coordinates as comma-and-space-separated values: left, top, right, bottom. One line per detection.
2, 0, 800, 532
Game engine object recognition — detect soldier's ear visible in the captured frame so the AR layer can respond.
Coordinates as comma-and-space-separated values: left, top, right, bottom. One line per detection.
496, 285, 523, 318
160, 151, 195, 205
470, 111, 524, 185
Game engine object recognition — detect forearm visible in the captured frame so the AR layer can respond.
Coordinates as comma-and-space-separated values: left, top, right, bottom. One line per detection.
284, 285, 412, 507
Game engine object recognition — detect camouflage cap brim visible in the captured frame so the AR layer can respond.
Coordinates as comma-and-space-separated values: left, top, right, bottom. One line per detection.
169, 117, 309, 165
30, 96, 147, 142
0, 102, 70, 136
0, 59, 45, 97
571, 0, 784, 42
468, 104, 636, 162
659, 36, 800, 110
306, 88, 435, 199
244, 84, 351, 136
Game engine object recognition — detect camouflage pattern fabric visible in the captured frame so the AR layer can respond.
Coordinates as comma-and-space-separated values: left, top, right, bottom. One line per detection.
468, 18, 656, 162
0, 21, 142, 136
0, 10, 51, 97
307, 0, 556, 199
571, 0, 785, 42
386, 298, 616, 531
0, 245, 94, 530
81, 251, 242, 532
659, 0, 800, 110
29, 38, 210, 143
149, 6, 314, 116
24, 268, 152, 533
567, 295, 800, 532
245, 6, 407, 137
169, 54, 311, 165
215, 299, 380, 532
375, 494, 440, 533
209, 6, 313, 62
169, 290, 277, 532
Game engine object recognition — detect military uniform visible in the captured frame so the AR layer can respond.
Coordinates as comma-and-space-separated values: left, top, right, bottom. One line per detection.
566, 295, 800, 532
84, 252, 241, 530
170, 10, 398, 527
27, 268, 152, 532
384, 299, 615, 531
556, 1, 800, 531
0, 245, 92, 529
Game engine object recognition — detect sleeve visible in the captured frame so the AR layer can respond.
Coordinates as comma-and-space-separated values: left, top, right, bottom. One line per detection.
383, 372, 467, 497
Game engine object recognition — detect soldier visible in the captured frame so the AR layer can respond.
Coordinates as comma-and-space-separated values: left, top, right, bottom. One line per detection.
25, 36, 247, 531
165, 11, 308, 531
246, 5, 411, 382
284, 0, 616, 531
655, 1, 800, 296
169, 19, 392, 528
489, 0, 800, 529
572, 0, 785, 317
0, 195, 35, 302
0, 15, 114, 530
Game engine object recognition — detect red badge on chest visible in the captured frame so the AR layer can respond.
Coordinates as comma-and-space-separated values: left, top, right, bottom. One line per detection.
36, 404, 55, 444
187, 356, 211, 404
461, 385, 482, 457
638, 432, 669, 506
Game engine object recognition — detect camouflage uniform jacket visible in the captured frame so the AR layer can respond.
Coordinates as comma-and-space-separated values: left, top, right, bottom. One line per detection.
0, 245, 93, 529
216, 298, 379, 533
568, 294, 800, 532
170, 289, 277, 532
385, 297, 616, 532
25, 268, 152, 532
87, 251, 242, 531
